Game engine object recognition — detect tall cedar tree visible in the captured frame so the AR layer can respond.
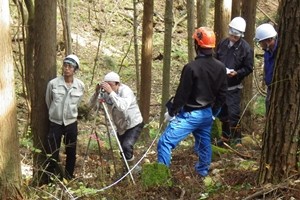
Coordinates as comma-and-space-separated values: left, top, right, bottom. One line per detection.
0, 0, 22, 198
31, 0, 57, 185
258, 0, 300, 184
140, 0, 153, 138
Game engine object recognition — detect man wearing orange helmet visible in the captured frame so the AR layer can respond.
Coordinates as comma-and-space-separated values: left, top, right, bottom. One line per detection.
157, 27, 227, 177
215, 17, 254, 147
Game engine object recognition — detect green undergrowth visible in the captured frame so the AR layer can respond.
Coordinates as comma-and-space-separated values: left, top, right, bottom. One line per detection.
141, 163, 173, 188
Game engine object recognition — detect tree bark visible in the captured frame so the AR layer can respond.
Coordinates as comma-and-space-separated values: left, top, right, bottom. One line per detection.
231, 0, 241, 18
240, 0, 257, 134
32, 0, 57, 186
58, 0, 72, 55
187, 0, 195, 62
24, 0, 35, 118
160, 0, 173, 125
197, 0, 209, 27
133, 0, 140, 98
258, 0, 300, 184
140, 0, 153, 138
0, 0, 22, 198
214, 0, 232, 45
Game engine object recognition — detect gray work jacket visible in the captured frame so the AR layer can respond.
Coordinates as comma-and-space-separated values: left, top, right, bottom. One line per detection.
46, 76, 85, 126
89, 83, 143, 135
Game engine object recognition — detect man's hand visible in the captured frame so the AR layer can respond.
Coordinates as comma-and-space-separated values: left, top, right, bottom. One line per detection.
100, 82, 113, 94
164, 112, 175, 122
227, 70, 237, 78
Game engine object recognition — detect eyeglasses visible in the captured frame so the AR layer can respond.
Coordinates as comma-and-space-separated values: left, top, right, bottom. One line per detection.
63, 63, 75, 69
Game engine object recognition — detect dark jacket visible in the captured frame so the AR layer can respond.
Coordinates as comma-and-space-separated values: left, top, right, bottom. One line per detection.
216, 38, 254, 87
264, 39, 278, 86
169, 54, 227, 116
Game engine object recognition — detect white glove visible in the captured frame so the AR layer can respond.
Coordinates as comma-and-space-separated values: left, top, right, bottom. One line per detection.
164, 112, 175, 122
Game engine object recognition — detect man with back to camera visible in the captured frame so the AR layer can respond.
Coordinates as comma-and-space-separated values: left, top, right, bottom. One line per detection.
215, 17, 254, 147
45, 54, 85, 181
157, 27, 227, 177
89, 72, 144, 163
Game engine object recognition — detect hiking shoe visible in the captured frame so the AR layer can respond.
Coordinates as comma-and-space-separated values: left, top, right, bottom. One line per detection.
198, 170, 209, 177
126, 155, 135, 162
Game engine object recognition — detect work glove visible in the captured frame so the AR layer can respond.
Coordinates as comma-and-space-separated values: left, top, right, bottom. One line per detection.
164, 112, 175, 122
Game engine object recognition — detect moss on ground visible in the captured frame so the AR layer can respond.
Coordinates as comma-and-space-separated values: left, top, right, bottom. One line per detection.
141, 163, 173, 188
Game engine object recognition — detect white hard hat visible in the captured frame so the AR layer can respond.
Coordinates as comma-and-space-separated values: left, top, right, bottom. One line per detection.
255, 23, 277, 42
64, 54, 80, 69
229, 17, 246, 33
104, 72, 120, 82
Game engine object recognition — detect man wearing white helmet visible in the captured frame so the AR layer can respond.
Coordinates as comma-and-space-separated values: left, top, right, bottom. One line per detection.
45, 54, 85, 181
89, 72, 144, 162
255, 23, 278, 114
216, 17, 254, 147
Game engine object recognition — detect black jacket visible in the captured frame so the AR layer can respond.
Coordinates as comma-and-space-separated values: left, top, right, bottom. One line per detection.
216, 38, 253, 87
169, 54, 227, 116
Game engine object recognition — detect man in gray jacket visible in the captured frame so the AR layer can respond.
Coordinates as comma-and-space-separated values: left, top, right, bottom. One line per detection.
45, 54, 85, 181
89, 72, 144, 161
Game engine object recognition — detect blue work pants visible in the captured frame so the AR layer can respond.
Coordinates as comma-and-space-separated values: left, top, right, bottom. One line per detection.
157, 108, 213, 177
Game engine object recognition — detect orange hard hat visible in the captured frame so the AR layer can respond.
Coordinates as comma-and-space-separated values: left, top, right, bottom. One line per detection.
192, 27, 216, 48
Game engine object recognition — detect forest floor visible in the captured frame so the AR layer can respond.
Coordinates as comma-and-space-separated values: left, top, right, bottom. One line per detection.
13, 0, 300, 199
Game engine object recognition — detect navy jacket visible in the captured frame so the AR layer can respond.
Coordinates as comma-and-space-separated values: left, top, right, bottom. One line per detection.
264, 39, 278, 86
216, 38, 254, 87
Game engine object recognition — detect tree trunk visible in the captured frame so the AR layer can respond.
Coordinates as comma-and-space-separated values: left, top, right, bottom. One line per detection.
133, 0, 140, 98
197, 0, 210, 27
258, 0, 300, 184
140, 0, 153, 138
240, 0, 256, 134
159, 0, 173, 126
24, 0, 35, 122
231, 0, 241, 18
214, 0, 232, 45
0, 0, 22, 198
32, 0, 57, 186
187, 0, 195, 62
58, 0, 72, 55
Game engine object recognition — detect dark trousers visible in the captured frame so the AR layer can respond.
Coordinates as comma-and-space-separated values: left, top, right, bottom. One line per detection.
117, 122, 144, 160
46, 121, 78, 179
218, 88, 242, 142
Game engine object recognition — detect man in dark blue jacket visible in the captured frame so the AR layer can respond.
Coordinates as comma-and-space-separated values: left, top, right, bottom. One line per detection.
255, 23, 278, 114
216, 17, 254, 147
157, 27, 227, 177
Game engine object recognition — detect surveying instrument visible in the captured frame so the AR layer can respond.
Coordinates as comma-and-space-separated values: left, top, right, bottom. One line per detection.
82, 90, 135, 184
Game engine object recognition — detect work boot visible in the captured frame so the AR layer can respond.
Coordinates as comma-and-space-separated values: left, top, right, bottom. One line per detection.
230, 126, 242, 147
217, 121, 231, 147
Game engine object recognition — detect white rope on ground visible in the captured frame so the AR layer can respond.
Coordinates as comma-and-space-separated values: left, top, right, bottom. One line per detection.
73, 119, 165, 199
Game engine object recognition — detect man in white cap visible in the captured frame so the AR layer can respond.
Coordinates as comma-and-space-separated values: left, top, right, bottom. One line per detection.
215, 17, 254, 147
255, 23, 278, 114
89, 71, 144, 162
45, 54, 85, 181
